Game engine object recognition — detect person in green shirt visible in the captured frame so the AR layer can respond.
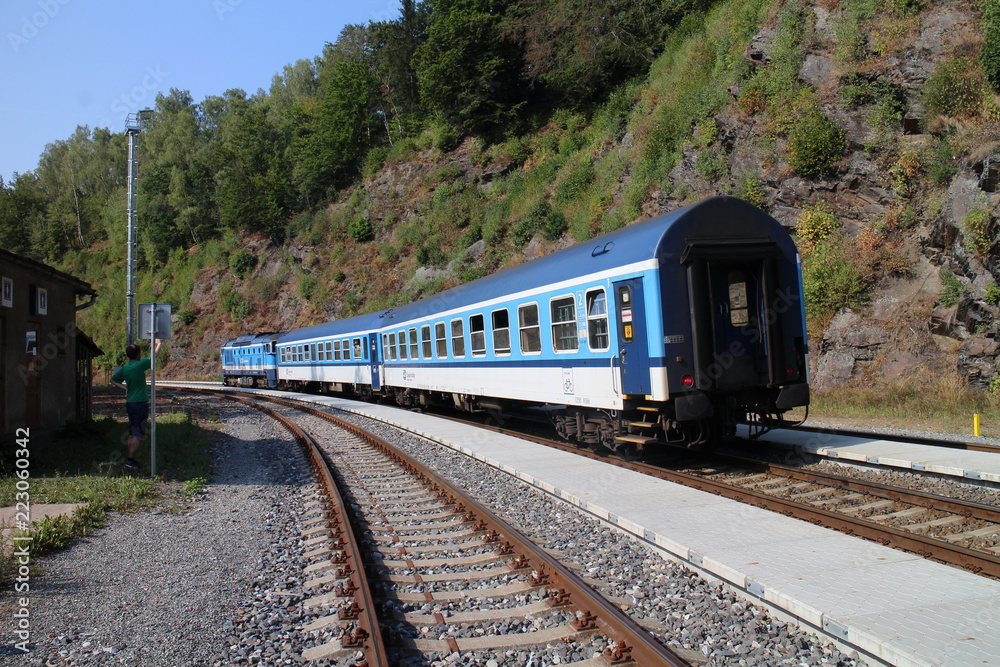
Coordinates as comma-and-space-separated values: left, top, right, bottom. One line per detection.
111, 339, 161, 470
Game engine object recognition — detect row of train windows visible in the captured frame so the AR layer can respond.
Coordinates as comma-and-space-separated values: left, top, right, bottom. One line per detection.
225, 346, 264, 363
383, 288, 610, 362
280, 338, 367, 364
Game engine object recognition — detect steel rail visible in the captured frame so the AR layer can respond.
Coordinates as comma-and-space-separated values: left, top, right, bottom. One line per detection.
411, 407, 1000, 578
241, 393, 692, 667
785, 423, 1000, 455
220, 392, 391, 666
713, 452, 1000, 523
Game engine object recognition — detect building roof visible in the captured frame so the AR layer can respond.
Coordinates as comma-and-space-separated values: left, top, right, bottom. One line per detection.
0, 249, 97, 297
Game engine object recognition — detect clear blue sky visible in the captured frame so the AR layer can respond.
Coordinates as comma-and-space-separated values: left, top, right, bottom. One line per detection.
0, 0, 399, 184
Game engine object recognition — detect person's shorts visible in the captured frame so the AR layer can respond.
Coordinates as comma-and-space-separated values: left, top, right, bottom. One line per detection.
126, 401, 149, 437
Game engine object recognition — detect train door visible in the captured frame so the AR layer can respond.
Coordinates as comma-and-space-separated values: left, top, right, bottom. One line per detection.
613, 279, 650, 396
705, 261, 772, 390
368, 333, 381, 390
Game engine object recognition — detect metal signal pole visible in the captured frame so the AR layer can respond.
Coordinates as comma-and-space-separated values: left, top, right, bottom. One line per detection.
124, 110, 152, 346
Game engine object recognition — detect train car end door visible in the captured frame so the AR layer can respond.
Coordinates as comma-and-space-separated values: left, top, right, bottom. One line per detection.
614, 279, 650, 396
369, 333, 381, 390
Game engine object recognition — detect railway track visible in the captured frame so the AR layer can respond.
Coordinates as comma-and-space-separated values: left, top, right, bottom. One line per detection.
411, 407, 1000, 579
206, 390, 693, 666
786, 423, 1000, 455
675, 452, 1000, 576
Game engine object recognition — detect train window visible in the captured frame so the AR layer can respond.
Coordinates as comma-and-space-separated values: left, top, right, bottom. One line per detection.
354, 338, 364, 360
421, 325, 432, 359
318, 343, 326, 362
518, 303, 541, 354
492, 309, 511, 356
383, 336, 391, 361
396, 331, 407, 360
343, 339, 352, 360
326, 342, 333, 360
728, 272, 749, 328
586, 289, 610, 351
451, 319, 466, 358
470, 314, 486, 357
334, 340, 341, 360
551, 296, 579, 352
435, 322, 447, 358
409, 328, 419, 359
387, 333, 398, 361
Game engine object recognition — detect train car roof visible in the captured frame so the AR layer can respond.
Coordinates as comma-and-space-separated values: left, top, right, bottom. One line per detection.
222, 332, 282, 347
274, 197, 794, 339
277, 311, 386, 344
384, 196, 794, 326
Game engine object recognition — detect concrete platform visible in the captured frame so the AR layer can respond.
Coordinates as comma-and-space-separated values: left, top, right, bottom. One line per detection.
169, 384, 1000, 666
740, 425, 1000, 483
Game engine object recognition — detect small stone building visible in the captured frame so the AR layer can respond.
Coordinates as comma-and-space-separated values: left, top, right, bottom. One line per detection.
0, 250, 102, 437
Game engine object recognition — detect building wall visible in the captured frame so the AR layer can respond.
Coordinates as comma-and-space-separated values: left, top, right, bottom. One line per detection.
0, 258, 90, 435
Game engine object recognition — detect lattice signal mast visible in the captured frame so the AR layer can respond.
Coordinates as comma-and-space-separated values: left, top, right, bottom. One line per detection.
124, 111, 151, 346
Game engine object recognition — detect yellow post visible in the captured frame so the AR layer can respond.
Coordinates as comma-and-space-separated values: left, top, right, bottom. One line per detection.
974, 413, 981, 437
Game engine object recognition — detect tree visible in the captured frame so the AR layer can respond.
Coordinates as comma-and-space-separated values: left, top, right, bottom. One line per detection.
290, 54, 381, 202
214, 90, 290, 239
413, 0, 526, 136
0, 173, 44, 257
502, 0, 710, 106
370, 0, 429, 137
138, 89, 219, 260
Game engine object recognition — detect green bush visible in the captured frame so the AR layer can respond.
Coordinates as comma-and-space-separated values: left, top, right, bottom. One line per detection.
177, 309, 196, 326
348, 216, 373, 243
939, 269, 965, 307
802, 232, 868, 317
553, 162, 596, 205
223, 291, 254, 319
736, 174, 768, 210
963, 204, 994, 259
983, 0, 1000, 91
924, 136, 957, 185
984, 282, 1000, 307
922, 56, 985, 118
298, 274, 317, 301
430, 119, 461, 153
796, 201, 840, 253
695, 147, 729, 181
787, 106, 845, 177
229, 249, 256, 279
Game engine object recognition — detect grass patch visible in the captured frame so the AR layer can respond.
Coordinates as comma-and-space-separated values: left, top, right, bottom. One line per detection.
0, 401, 216, 580
803, 372, 1000, 437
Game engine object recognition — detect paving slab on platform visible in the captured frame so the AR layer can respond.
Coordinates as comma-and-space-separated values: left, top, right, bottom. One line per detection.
174, 385, 1000, 666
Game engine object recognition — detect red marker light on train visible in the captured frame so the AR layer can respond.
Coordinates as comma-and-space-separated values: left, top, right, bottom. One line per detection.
681, 374, 695, 388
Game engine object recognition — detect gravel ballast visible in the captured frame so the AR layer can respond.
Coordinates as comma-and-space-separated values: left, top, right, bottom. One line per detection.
1, 401, 313, 666
15, 394, 982, 666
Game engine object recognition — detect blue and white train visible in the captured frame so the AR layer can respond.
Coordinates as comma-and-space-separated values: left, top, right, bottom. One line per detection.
222, 196, 810, 450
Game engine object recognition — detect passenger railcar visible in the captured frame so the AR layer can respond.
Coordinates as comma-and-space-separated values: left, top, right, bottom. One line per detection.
372, 196, 808, 450
221, 333, 281, 388
274, 313, 383, 399
228, 196, 810, 451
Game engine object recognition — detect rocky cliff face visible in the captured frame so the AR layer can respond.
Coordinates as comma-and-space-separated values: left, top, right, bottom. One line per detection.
643, 1, 1000, 391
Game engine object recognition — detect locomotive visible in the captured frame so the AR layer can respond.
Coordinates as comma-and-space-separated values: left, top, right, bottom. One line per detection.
221, 196, 809, 451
